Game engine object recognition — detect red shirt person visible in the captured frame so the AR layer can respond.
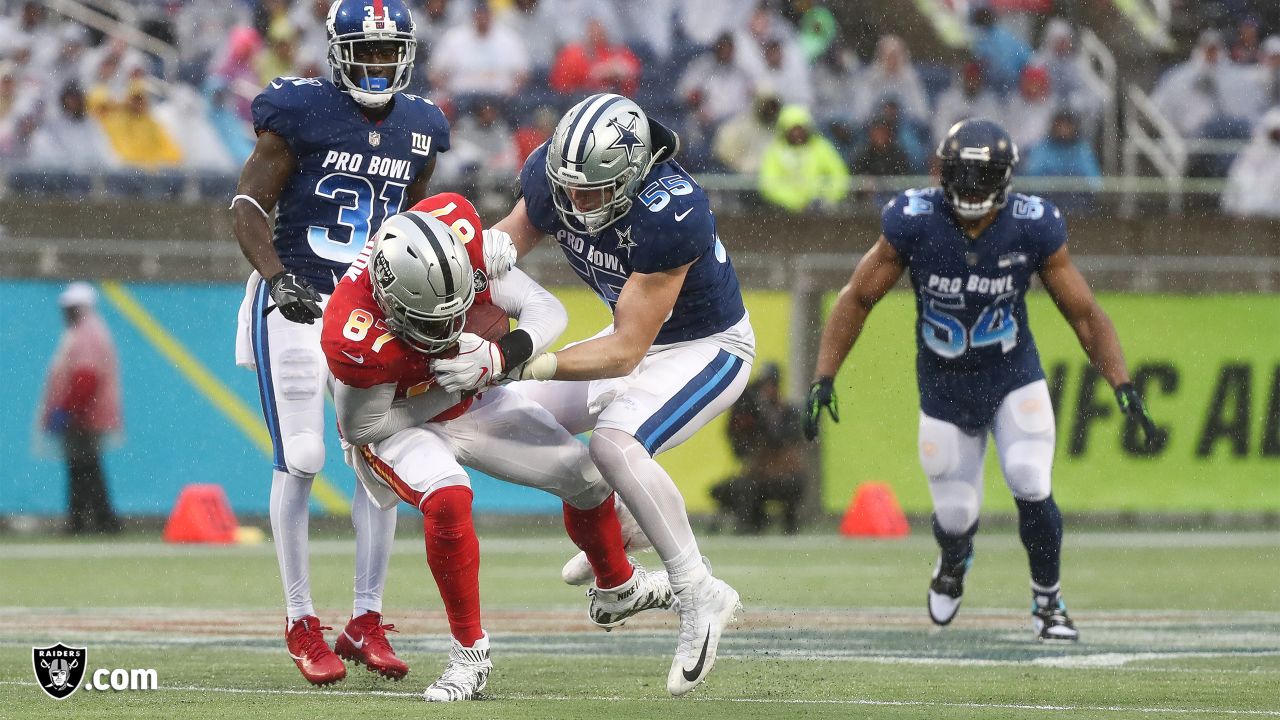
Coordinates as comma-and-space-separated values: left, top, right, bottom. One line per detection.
39, 282, 123, 534
548, 18, 642, 97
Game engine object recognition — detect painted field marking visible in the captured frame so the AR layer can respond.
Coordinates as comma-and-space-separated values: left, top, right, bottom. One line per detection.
3, 531, 1279, 560
99, 281, 348, 515
0, 680, 1277, 715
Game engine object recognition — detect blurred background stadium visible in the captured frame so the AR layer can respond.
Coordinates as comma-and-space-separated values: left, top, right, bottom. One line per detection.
2, 0, 1276, 529
1, 0, 1279, 716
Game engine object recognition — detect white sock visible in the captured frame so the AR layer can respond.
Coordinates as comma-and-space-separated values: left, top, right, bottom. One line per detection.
352, 485, 397, 617
589, 429, 706, 586
271, 470, 315, 621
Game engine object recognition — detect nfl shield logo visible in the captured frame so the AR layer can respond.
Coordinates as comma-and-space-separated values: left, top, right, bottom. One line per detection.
33, 643, 87, 700
368, 131, 382, 148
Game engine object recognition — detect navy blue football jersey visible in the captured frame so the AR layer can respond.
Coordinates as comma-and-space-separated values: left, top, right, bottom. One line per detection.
519, 142, 746, 345
882, 188, 1068, 430
252, 76, 449, 293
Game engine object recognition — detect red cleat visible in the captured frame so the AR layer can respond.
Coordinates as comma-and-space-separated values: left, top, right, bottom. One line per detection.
334, 612, 410, 680
285, 616, 347, 686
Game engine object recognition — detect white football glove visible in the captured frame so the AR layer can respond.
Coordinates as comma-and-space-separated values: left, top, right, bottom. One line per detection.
431, 332, 505, 392
482, 228, 517, 279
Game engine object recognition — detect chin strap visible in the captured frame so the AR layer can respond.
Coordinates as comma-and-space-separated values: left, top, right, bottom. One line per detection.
349, 90, 393, 108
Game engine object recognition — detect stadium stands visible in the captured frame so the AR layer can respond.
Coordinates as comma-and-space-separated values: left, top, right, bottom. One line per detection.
2, 0, 1280, 218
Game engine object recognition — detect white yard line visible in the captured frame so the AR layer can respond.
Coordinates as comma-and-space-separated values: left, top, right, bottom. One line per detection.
0, 680, 1277, 715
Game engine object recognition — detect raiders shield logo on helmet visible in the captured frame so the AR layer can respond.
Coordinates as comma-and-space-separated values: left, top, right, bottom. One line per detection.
33, 643, 87, 700
472, 268, 488, 294
373, 251, 396, 290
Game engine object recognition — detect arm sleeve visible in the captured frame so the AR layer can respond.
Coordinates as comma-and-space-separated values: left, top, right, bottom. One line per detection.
518, 145, 561, 235
629, 191, 714, 273
251, 82, 294, 138
487, 267, 567, 354
334, 380, 462, 446
880, 192, 922, 261
1031, 201, 1069, 270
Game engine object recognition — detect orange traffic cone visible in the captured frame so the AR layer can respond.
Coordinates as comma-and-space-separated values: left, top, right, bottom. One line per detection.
162, 484, 239, 544
839, 482, 909, 537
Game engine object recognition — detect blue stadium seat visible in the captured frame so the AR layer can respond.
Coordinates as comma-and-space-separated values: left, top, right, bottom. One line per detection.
7, 170, 93, 197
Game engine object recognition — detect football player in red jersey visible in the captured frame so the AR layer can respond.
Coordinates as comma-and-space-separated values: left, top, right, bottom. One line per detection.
321, 193, 671, 702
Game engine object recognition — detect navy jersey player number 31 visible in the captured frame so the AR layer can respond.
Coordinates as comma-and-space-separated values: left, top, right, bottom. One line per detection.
230, 0, 448, 691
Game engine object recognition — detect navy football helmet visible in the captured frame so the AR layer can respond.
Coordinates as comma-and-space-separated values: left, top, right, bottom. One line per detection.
936, 119, 1019, 220
326, 0, 416, 107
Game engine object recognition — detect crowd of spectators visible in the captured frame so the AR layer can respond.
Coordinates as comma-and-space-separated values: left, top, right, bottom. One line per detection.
1, 0, 1279, 216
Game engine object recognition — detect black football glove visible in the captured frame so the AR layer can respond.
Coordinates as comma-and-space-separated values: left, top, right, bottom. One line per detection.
1115, 382, 1164, 451
803, 376, 839, 441
266, 271, 323, 324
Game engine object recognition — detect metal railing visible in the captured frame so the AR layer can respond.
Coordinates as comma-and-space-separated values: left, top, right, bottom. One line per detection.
42, 0, 180, 81
0, 168, 1236, 207
1121, 83, 1188, 216
1079, 28, 1120, 175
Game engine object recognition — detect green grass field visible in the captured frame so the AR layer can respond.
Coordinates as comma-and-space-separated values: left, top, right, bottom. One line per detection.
2, 529, 1279, 719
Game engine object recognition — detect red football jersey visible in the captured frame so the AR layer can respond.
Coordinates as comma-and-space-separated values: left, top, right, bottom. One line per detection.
322, 193, 493, 423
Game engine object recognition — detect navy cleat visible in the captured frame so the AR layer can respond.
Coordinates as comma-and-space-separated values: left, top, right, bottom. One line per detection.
927, 554, 972, 626
1032, 592, 1079, 642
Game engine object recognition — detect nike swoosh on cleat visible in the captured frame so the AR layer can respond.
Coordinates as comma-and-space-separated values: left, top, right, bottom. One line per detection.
343, 631, 365, 649
674, 208, 693, 222
682, 627, 712, 682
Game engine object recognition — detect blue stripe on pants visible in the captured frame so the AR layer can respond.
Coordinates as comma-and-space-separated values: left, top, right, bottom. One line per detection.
251, 281, 286, 471
635, 350, 743, 455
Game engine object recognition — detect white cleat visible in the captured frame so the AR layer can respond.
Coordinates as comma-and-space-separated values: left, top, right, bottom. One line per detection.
667, 576, 741, 697
561, 498, 653, 586
588, 562, 674, 630
422, 633, 492, 702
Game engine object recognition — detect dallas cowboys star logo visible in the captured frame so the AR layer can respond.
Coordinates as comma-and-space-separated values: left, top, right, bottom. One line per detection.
607, 115, 644, 161
615, 224, 636, 253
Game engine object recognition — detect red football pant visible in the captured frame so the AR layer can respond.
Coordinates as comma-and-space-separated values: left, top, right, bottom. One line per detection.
563, 493, 634, 589
422, 486, 483, 647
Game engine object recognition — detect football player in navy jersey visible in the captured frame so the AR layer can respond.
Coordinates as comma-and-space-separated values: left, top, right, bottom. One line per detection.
431, 94, 753, 696
230, 0, 451, 686
805, 119, 1163, 642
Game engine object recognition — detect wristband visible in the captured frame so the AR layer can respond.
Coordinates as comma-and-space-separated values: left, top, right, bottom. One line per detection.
495, 328, 534, 368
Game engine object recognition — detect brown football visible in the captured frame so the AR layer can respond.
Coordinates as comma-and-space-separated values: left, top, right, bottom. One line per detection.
464, 302, 511, 343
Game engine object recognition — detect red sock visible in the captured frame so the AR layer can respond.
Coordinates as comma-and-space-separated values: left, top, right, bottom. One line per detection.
422, 486, 483, 647
563, 494, 634, 589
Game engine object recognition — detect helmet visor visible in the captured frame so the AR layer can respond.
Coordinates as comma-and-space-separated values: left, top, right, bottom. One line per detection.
374, 287, 470, 354
404, 313, 464, 346
549, 172, 634, 234
941, 160, 1011, 203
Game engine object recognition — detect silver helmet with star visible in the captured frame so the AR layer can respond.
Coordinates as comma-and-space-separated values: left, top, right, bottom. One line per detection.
546, 93, 654, 235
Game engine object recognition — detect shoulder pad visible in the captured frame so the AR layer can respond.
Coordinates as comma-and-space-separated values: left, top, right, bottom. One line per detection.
253, 77, 331, 137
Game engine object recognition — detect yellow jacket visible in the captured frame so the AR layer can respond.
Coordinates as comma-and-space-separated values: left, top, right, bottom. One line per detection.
89, 87, 183, 168
757, 105, 850, 213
